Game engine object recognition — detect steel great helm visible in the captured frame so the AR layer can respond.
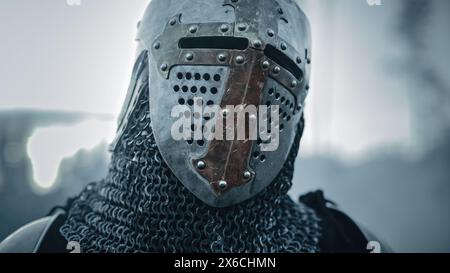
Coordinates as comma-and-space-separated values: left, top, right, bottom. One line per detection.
113, 0, 312, 208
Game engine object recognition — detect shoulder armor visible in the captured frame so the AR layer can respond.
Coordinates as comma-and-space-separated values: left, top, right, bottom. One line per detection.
0, 211, 65, 253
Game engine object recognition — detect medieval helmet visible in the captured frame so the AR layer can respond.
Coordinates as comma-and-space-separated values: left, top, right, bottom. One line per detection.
112, 0, 312, 208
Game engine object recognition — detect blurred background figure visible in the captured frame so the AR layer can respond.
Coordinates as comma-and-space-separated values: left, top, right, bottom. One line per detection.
0, 0, 448, 252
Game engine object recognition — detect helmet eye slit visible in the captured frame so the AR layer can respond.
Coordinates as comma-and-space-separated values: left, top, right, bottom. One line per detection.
264, 44, 303, 81
178, 36, 249, 50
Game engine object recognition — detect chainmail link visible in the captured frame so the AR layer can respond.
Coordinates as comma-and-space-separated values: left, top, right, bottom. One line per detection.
59, 58, 322, 253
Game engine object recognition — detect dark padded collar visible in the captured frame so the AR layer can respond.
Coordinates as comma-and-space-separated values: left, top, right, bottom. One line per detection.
300, 191, 370, 253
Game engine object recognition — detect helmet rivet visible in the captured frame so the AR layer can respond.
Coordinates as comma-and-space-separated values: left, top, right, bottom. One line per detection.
267, 29, 275, 37
291, 80, 298, 88
220, 24, 229, 33
169, 18, 176, 26
196, 160, 206, 170
186, 53, 194, 61
296, 56, 302, 64
273, 66, 281, 74
262, 60, 270, 69
160, 63, 168, 71
218, 53, 227, 62
243, 171, 252, 181
236, 55, 245, 64
281, 42, 287, 50
189, 25, 198, 33
153, 42, 161, 50
237, 23, 247, 32
218, 180, 228, 190
222, 109, 230, 117
253, 40, 262, 48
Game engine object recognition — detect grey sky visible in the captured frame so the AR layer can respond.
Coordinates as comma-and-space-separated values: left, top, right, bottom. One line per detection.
0, 0, 148, 114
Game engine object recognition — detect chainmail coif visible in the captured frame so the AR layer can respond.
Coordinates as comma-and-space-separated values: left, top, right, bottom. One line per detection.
59, 59, 322, 253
